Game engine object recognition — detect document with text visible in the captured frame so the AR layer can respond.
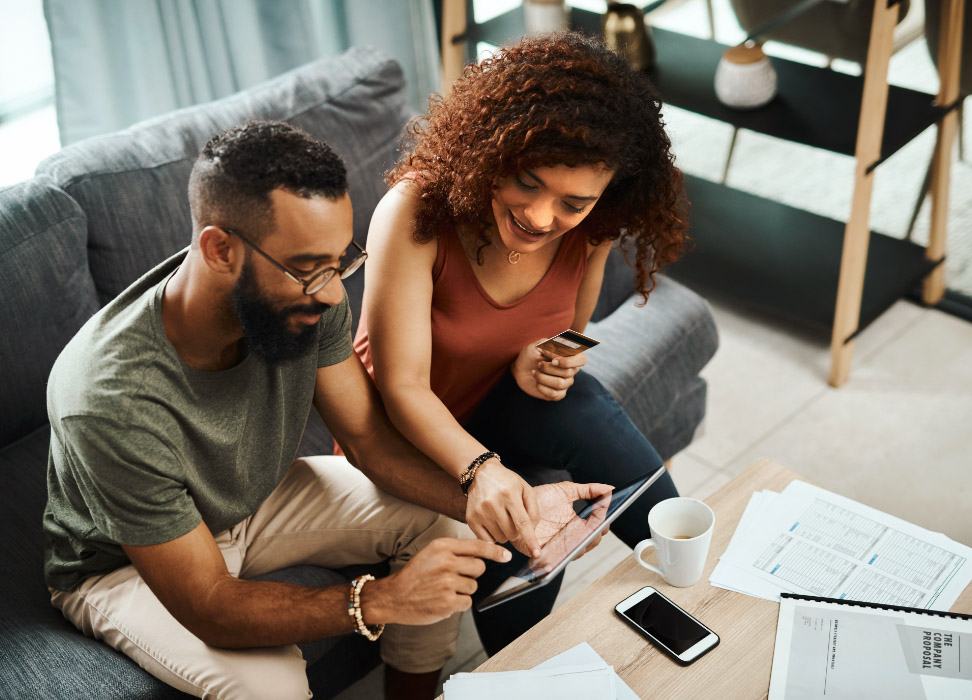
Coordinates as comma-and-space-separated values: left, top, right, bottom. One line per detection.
769, 594, 972, 699
710, 480, 972, 611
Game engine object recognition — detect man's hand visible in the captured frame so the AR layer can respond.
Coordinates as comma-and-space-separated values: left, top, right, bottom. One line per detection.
362, 538, 511, 626
511, 340, 587, 401
465, 461, 542, 558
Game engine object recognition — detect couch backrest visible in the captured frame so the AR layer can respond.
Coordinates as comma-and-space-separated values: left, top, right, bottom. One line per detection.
36, 46, 413, 329
0, 176, 100, 446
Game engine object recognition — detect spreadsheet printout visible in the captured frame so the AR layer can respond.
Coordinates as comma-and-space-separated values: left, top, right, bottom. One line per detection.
712, 481, 972, 610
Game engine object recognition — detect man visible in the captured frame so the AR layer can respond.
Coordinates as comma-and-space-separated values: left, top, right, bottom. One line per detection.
43, 120, 608, 700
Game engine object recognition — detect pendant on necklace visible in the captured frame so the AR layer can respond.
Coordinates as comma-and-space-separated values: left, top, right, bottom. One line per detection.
507, 250, 521, 264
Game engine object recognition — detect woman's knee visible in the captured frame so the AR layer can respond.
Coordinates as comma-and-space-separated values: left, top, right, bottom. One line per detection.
547, 372, 631, 435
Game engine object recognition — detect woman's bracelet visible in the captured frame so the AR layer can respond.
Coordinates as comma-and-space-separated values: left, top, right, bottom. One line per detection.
459, 451, 499, 497
347, 574, 384, 641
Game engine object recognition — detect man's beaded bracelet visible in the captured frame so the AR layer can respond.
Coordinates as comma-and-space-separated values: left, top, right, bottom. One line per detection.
347, 574, 384, 641
459, 451, 499, 496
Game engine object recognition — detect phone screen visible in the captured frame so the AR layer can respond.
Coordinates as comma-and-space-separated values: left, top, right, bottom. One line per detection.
619, 591, 713, 655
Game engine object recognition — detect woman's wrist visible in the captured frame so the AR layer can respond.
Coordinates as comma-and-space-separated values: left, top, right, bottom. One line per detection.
459, 450, 499, 496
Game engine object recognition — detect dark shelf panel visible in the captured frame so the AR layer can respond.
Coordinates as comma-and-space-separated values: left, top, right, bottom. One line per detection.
666, 175, 940, 335
651, 29, 940, 164
467, 7, 942, 165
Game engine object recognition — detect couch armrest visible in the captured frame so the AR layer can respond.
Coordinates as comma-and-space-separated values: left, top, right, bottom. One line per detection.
584, 275, 718, 454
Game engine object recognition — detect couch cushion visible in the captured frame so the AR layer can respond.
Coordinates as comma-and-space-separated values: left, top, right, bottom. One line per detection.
0, 427, 376, 699
36, 46, 412, 326
586, 275, 718, 459
0, 427, 190, 699
0, 177, 99, 446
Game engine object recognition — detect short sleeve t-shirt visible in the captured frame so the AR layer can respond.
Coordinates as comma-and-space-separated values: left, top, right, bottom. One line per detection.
43, 250, 353, 591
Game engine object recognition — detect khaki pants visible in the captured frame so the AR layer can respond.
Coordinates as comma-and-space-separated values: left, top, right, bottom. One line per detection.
50, 456, 462, 700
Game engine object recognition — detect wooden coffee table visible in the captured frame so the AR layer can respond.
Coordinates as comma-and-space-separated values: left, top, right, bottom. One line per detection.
452, 458, 972, 698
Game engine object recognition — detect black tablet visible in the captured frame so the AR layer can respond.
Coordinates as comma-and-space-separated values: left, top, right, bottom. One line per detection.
475, 466, 667, 612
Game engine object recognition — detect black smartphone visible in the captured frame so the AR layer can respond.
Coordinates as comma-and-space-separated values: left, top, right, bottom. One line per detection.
615, 586, 720, 665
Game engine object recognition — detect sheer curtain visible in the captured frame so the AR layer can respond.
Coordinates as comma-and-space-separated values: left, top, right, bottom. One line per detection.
44, 0, 440, 145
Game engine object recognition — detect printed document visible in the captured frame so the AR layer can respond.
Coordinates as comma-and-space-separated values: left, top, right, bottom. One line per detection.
769, 595, 972, 699
709, 481, 972, 610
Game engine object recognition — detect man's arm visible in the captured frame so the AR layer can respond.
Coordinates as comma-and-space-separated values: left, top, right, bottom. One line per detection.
312, 352, 469, 523
123, 521, 509, 649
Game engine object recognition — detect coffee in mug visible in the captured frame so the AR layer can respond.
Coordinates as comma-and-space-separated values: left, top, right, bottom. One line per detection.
632, 497, 715, 587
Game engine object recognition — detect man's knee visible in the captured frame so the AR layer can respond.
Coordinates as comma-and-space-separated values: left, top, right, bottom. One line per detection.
205, 646, 311, 700
407, 508, 461, 549
427, 511, 461, 539
392, 507, 463, 566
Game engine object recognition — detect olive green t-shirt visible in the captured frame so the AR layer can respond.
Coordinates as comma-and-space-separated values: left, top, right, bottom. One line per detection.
43, 250, 353, 591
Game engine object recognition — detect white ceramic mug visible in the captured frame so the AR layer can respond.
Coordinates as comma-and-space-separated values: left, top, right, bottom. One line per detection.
633, 497, 715, 587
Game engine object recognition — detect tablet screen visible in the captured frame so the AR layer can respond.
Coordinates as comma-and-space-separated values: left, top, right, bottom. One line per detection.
476, 468, 664, 611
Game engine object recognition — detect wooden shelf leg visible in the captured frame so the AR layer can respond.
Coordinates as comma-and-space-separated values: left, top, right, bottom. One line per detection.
828, 0, 900, 388
440, 0, 468, 96
923, 0, 965, 305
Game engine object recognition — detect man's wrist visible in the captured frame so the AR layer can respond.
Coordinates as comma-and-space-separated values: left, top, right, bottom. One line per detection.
358, 574, 395, 627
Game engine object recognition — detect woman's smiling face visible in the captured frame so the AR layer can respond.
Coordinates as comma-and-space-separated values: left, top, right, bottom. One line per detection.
490, 163, 615, 254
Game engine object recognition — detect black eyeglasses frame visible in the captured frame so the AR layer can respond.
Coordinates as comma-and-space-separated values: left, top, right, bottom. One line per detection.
224, 228, 367, 295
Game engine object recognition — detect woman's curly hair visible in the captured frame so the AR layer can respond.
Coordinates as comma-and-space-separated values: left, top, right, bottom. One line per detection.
389, 31, 688, 300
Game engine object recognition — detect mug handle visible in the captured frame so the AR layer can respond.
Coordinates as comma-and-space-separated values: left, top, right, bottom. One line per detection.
633, 539, 663, 577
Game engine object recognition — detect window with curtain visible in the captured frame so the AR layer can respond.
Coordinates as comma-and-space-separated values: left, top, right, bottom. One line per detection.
0, 0, 60, 186
43, 0, 442, 146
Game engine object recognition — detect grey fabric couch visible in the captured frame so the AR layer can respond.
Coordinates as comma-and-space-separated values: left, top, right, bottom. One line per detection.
0, 47, 718, 699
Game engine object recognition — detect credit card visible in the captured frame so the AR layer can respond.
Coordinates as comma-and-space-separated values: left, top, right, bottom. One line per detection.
535, 329, 600, 357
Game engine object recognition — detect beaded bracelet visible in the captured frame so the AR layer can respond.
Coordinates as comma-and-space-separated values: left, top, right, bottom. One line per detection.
459, 451, 499, 497
347, 574, 384, 641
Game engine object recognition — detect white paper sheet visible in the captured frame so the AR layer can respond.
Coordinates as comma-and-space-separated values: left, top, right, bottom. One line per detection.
443, 642, 638, 700
710, 481, 972, 611
710, 490, 786, 600
443, 662, 614, 699
533, 642, 639, 700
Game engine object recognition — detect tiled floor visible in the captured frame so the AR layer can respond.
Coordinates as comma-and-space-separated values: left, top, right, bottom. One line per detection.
336, 295, 972, 698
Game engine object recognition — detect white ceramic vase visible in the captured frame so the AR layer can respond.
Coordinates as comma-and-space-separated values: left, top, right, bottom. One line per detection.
714, 43, 778, 110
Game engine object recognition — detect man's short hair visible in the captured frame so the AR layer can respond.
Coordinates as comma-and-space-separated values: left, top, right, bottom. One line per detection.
188, 120, 348, 244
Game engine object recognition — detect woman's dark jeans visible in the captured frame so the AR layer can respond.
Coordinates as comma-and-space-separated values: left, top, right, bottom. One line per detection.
464, 369, 679, 655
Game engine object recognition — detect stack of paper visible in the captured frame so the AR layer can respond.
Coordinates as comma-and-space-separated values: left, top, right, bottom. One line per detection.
443, 642, 639, 700
709, 480, 972, 610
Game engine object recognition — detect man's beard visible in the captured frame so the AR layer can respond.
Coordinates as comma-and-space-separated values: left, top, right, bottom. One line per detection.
231, 259, 329, 365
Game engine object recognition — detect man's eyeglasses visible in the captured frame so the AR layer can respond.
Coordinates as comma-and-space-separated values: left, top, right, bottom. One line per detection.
224, 228, 367, 296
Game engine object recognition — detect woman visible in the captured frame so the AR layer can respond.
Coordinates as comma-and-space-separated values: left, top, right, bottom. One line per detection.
356, 32, 688, 652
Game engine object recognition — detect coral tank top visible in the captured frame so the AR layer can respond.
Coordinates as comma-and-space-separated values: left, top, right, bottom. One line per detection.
354, 224, 589, 424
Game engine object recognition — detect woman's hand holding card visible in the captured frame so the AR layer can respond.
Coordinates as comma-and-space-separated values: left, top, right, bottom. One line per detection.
512, 339, 586, 401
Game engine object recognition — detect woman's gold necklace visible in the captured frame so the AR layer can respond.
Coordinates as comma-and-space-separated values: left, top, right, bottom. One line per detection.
491, 234, 522, 264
